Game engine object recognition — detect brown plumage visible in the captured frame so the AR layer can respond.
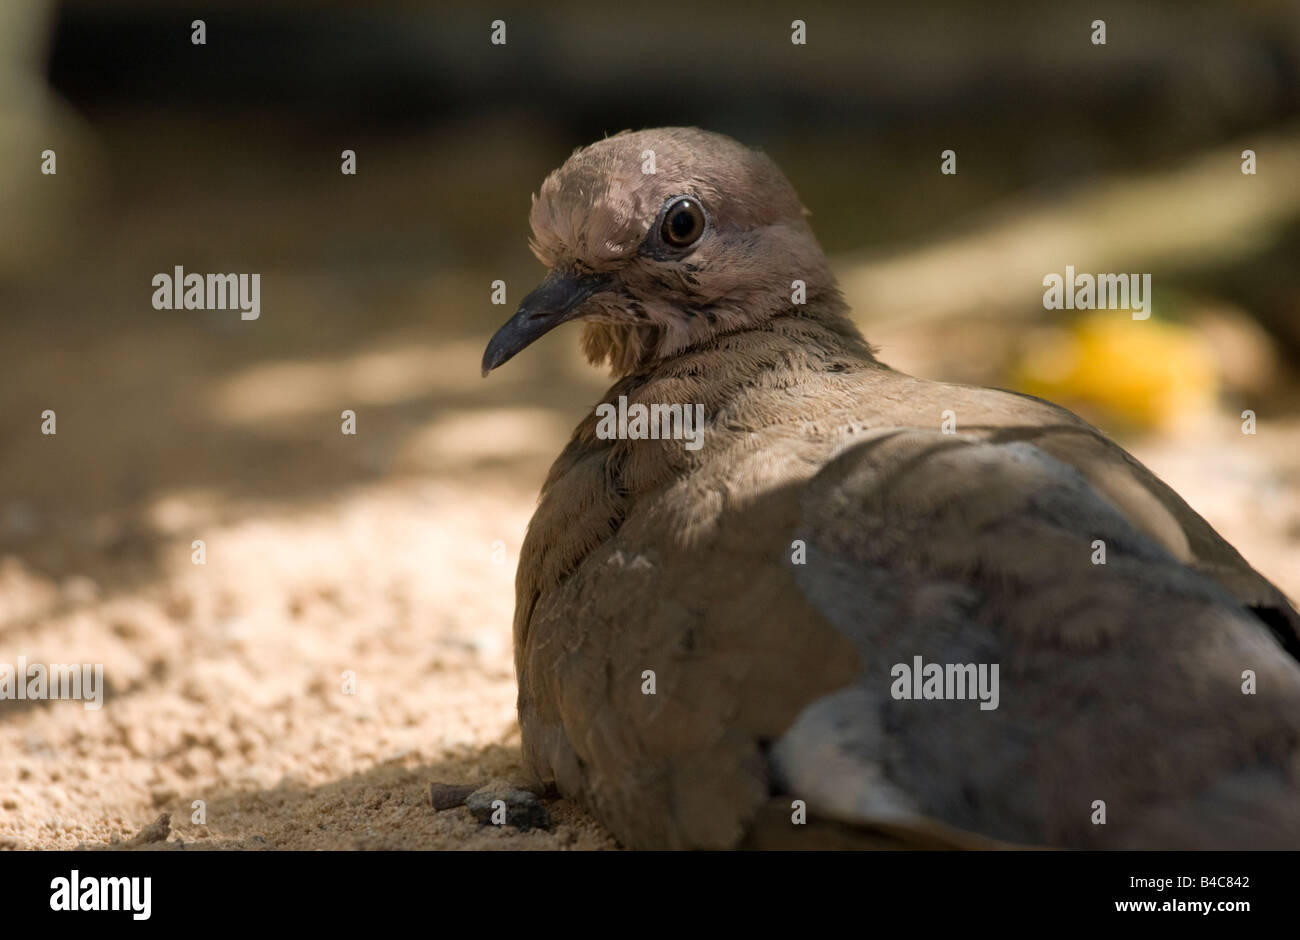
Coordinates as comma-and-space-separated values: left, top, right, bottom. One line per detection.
482, 127, 1300, 849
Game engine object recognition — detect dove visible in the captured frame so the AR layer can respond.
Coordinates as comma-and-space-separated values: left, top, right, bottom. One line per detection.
482, 127, 1300, 850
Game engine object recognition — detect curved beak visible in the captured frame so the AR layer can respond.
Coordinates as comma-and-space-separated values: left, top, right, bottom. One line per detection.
481, 269, 611, 376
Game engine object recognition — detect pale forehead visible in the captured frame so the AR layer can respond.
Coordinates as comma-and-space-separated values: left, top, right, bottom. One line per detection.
528, 128, 803, 265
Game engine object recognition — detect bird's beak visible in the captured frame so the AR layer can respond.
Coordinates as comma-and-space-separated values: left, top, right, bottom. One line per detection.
481, 269, 610, 376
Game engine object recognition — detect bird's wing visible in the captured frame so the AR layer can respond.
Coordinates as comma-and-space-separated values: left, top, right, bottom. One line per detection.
869, 372, 1300, 638
977, 388, 1299, 637
779, 426, 1300, 848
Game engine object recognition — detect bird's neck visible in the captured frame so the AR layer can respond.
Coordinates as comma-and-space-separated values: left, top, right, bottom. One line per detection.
583, 296, 874, 380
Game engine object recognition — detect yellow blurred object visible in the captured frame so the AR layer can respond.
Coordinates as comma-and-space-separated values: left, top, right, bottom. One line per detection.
1014, 311, 1219, 432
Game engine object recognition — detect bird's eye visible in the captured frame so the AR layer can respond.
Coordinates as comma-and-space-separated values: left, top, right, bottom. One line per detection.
660, 198, 706, 248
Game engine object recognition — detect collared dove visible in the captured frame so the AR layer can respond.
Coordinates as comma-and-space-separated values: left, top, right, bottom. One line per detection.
482, 127, 1300, 850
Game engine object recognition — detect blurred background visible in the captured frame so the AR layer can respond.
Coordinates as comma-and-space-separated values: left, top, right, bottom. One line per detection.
1, 0, 1298, 849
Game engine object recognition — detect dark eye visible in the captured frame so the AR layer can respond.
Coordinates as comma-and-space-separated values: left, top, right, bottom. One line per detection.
660, 197, 706, 248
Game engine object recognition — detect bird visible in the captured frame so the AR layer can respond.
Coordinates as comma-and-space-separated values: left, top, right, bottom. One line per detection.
481, 127, 1300, 850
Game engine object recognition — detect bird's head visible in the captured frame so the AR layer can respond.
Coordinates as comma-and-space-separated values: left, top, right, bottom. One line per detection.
482, 127, 845, 378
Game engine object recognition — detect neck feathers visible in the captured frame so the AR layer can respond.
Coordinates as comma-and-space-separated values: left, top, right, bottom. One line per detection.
581, 290, 868, 378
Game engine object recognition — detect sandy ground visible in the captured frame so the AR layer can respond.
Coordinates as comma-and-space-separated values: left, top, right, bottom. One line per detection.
0, 323, 621, 849
2, 116, 1297, 851
0, 327, 622, 848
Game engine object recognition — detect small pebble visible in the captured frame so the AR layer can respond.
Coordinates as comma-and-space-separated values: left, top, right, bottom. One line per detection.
466, 787, 552, 832
429, 782, 475, 811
